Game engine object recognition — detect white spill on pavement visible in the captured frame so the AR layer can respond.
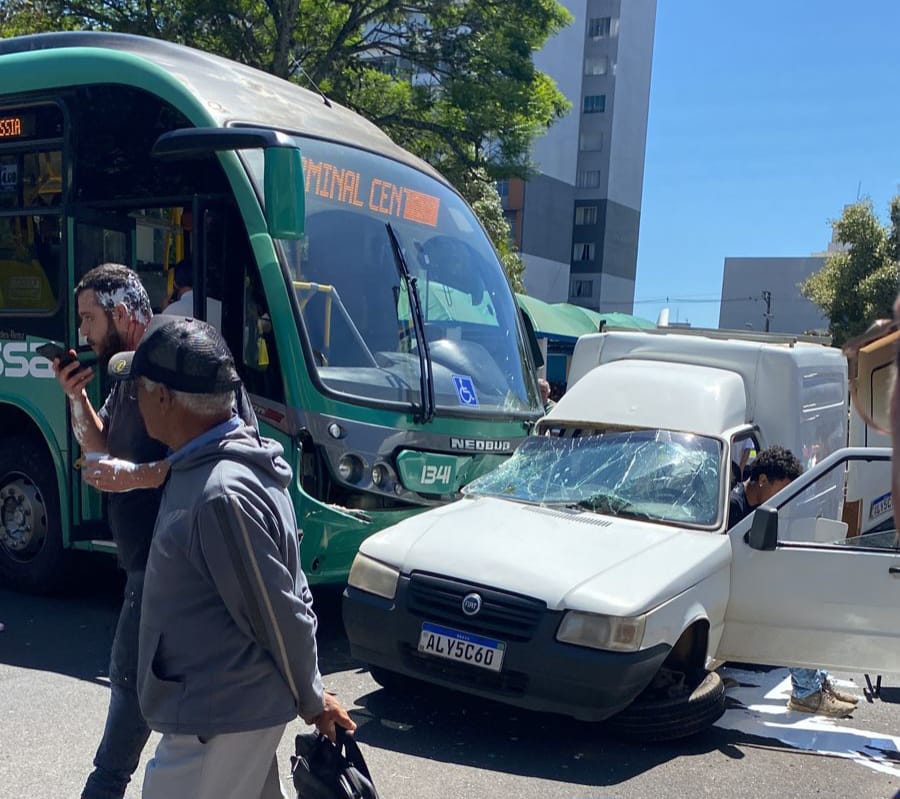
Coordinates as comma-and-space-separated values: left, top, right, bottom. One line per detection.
715, 666, 900, 777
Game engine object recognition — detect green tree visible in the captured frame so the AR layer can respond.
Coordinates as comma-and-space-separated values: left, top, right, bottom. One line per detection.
0, 1, 76, 34
456, 168, 525, 293
0, 0, 569, 288
801, 198, 900, 346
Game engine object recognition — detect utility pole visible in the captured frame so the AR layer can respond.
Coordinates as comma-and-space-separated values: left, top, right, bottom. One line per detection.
761, 290, 772, 333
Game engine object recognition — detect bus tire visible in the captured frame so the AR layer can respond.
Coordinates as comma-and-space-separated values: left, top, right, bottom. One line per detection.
0, 435, 67, 593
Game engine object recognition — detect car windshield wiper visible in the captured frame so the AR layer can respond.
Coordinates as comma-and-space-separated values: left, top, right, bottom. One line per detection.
566, 492, 653, 521
386, 222, 434, 423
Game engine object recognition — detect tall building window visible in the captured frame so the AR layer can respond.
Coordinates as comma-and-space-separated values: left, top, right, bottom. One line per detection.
577, 170, 601, 188
584, 56, 609, 76
571, 279, 594, 298
583, 95, 606, 114
575, 206, 598, 225
588, 17, 612, 39
573, 242, 595, 261
579, 132, 604, 152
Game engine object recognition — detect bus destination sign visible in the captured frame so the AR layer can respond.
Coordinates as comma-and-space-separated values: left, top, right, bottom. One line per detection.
303, 156, 441, 228
0, 114, 36, 140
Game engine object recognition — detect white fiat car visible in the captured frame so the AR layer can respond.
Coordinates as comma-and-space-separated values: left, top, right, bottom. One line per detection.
343, 435, 899, 737
343, 331, 900, 739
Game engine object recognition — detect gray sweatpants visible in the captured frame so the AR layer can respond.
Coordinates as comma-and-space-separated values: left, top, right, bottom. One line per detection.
141, 723, 287, 799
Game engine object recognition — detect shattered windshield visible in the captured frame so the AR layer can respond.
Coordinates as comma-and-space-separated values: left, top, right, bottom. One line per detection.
463, 430, 724, 528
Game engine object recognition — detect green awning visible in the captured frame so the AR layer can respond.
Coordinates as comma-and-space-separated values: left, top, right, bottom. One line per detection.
516, 294, 656, 340
515, 294, 590, 340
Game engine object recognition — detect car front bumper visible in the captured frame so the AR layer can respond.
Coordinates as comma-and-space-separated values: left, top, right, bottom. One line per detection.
343, 575, 670, 722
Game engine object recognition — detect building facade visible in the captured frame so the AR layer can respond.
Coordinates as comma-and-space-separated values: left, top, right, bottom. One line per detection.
718, 256, 830, 335
505, 0, 656, 312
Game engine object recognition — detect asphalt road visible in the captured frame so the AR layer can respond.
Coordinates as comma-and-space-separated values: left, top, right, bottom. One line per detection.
1, 553, 898, 799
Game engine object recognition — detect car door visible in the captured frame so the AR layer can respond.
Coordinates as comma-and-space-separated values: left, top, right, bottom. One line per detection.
717, 448, 900, 676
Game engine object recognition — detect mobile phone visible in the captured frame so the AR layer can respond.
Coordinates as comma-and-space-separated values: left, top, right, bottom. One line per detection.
36, 341, 78, 370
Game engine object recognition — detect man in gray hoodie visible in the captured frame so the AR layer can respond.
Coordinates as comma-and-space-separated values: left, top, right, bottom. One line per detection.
107, 316, 355, 798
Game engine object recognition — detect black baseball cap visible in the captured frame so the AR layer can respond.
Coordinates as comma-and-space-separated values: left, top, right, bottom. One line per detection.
108, 316, 242, 394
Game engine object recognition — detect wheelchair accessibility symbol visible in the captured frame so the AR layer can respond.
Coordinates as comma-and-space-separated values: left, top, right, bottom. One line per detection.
452, 374, 479, 407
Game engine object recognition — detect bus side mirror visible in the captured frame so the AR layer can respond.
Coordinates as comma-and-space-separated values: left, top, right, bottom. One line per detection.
152, 127, 305, 239
264, 146, 305, 240
746, 505, 778, 551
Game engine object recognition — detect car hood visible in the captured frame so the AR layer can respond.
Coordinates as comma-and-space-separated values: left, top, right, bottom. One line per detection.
360, 496, 732, 615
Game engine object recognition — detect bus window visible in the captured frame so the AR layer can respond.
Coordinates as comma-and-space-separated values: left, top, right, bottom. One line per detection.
1, 151, 61, 210
74, 220, 130, 283
240, 257, 284, 403
0, 215, 61, 317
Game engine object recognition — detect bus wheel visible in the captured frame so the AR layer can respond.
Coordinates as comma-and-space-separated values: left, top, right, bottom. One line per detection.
0, 436, 66, 593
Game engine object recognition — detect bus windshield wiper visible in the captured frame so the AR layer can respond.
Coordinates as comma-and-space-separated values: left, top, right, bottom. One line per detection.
386, 222, 435, 423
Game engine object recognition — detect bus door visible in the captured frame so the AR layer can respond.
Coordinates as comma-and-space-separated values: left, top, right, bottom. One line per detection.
66, 211, 134, 536
195, 200, 288, 437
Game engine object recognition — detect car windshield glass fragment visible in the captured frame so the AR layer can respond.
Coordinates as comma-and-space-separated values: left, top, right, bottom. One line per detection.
463, 430, 723, 528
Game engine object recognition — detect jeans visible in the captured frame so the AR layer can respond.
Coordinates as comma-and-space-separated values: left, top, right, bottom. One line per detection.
82, 571, 151, 799
790, 668, 827, 700
83, 681, 152, 799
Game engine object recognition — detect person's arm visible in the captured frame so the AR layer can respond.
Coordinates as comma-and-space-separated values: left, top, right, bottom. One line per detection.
54, 356, 106, 452
311, 692, 356, 741
193, 492, 350, 728
892, 295, 900, 537
81, 457, 170, 493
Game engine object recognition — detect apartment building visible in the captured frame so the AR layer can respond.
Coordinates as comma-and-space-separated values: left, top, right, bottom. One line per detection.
505, 0, 656, 312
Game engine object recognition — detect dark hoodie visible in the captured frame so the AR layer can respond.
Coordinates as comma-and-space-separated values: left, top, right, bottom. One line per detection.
137, 421, 324, 735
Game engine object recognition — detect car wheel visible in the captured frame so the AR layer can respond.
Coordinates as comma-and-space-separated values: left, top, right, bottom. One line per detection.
0, 435, 67, 593
605, 669, 726, 742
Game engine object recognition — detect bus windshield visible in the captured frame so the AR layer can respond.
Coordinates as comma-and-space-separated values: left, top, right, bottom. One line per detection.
244, 136, 540, 416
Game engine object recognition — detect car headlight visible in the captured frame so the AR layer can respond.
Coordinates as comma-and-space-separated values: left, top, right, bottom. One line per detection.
347, 553, 400, 600
556, 610, 646, 652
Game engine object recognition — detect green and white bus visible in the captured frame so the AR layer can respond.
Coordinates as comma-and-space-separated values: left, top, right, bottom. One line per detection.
0, 32, 543, 591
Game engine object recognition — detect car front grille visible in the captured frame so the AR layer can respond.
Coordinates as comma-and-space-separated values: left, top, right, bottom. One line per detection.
407, 572, 546, 642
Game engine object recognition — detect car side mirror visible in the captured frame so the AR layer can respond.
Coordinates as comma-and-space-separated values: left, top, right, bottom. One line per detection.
746, 505, 778, 551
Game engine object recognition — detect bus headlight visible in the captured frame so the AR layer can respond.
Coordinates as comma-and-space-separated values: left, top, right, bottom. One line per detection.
556, 611, 646, 652
337, 454, 364, 483
371, 463, 389, 487
347, 554, 400, 600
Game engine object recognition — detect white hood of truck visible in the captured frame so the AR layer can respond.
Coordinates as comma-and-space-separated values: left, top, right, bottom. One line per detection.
360, 496, 732, 615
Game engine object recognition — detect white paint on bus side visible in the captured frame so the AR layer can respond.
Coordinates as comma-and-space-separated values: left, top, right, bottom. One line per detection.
0, 342, 56, 378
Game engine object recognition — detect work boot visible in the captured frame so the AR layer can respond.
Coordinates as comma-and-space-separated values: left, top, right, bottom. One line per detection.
822, 677, 859, 705
787, 690, 855, 718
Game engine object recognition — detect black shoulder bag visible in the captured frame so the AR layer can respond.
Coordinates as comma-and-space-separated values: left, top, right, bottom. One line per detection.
291, 725, 380, 799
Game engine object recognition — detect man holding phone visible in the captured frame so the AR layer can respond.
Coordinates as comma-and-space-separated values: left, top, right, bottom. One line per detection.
52, 263, 169, 799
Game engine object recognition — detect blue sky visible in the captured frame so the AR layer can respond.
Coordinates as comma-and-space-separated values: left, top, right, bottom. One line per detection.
634, 1, 900, 328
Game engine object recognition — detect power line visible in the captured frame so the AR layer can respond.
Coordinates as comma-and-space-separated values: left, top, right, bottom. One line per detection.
631, 295, 813, 305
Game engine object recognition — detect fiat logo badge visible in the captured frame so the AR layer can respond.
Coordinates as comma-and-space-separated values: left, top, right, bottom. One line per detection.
462, 592, 482, 616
